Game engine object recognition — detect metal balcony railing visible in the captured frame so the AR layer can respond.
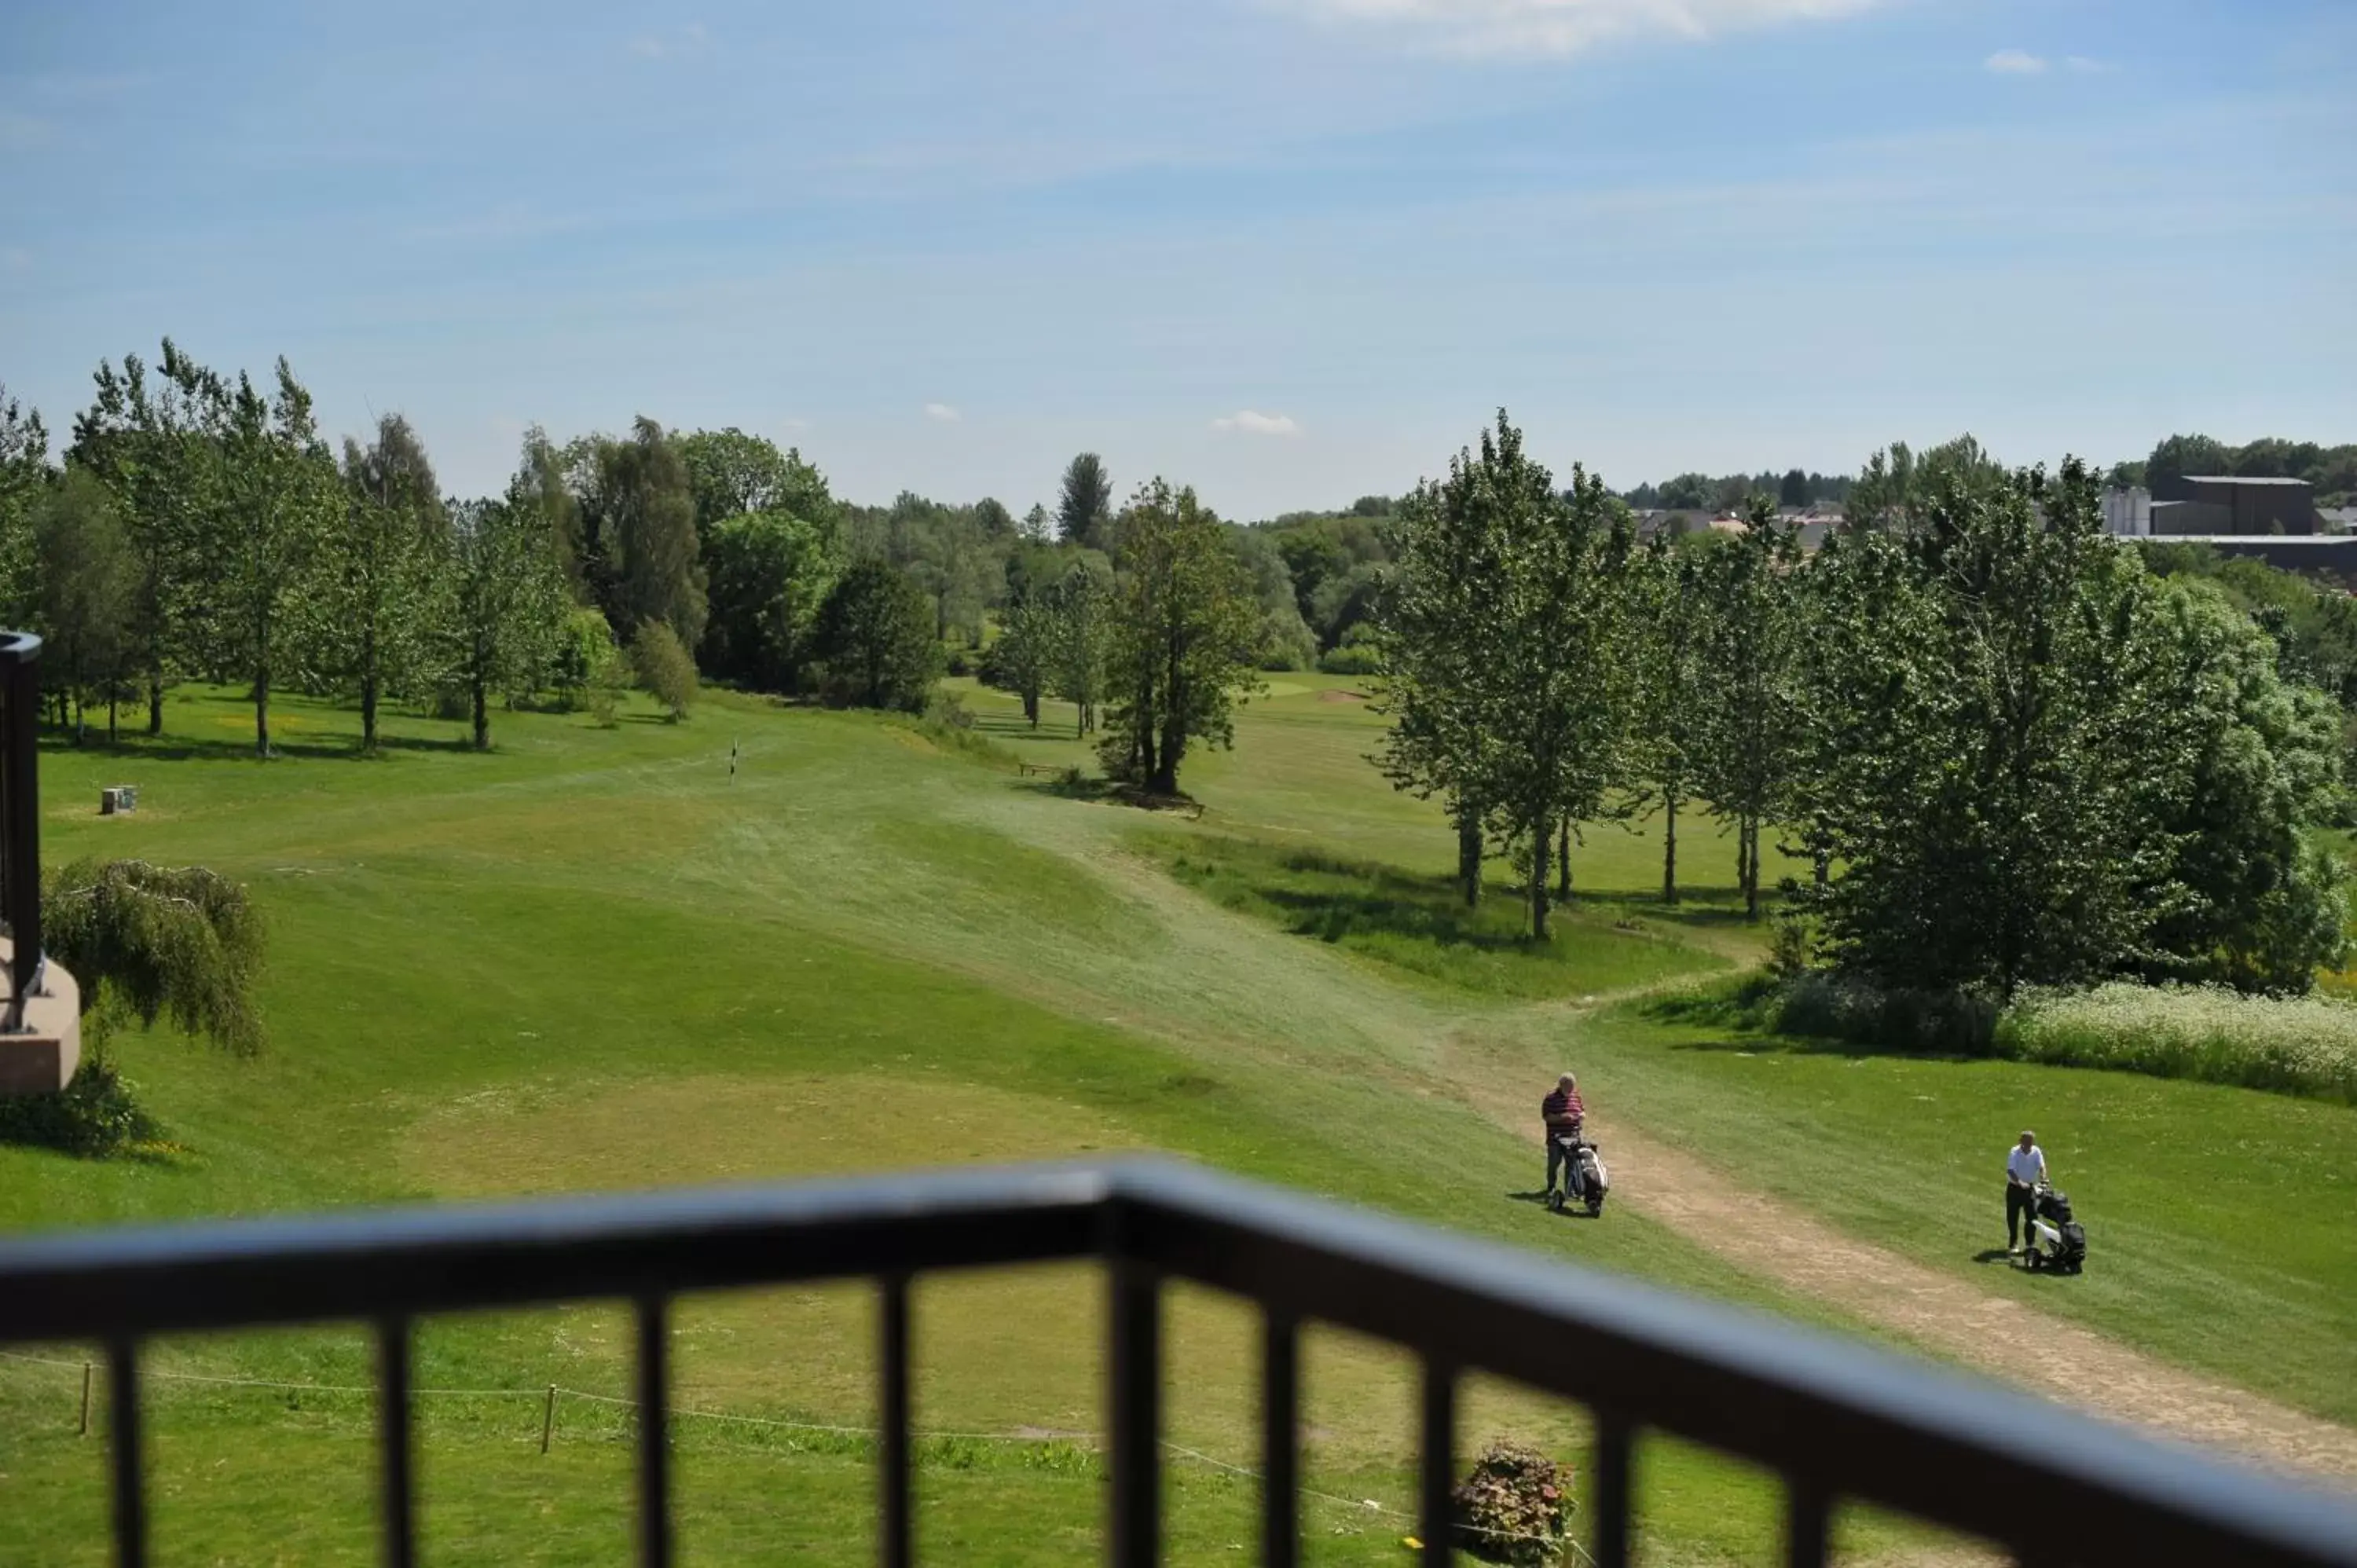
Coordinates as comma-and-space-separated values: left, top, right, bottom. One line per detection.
2, 1159, 2352, 1568
0, 631, 44, 1032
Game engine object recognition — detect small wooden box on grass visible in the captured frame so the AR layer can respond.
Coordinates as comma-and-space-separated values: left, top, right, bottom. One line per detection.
100, 785, 137, 815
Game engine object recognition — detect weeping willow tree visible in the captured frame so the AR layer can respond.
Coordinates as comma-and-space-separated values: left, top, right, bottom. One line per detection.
0, 859, 266, 1154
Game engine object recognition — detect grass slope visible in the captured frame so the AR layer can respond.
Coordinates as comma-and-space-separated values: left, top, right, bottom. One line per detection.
1, 684, 1942, 1567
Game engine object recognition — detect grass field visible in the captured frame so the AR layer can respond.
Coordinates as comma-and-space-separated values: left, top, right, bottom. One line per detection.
0, 672, 2349, 1563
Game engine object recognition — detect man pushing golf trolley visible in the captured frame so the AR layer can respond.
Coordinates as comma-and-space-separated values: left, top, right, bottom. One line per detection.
1541, 1073, 1610, 1217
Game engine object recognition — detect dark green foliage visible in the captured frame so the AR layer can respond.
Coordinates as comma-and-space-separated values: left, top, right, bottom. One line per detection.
1778, 467, 1809, 507
0, 1050, 164, 1156
1692, 502, 1802, 921
1792, 456, 2343, 995
812, 558, 940, 712
1096, 479, 1263, 795
674, 427, 835, 535
1450, 1441, 1572, 1566
1057, 452, 1113, 550
33, 469, 137, 739
0, 383, 50, 624
699, 507, 838, 692
577, 417, 708, 650
445, 479, 571, 750
323, 414, 443, 750
630, 619, 698, 721
44, 859, 267, 1055
1317, 639, 1382, 676
2143, 432, 2357, 504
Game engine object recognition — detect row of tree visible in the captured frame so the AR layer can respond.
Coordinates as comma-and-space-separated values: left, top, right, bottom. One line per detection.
1377, 414, 2347, 997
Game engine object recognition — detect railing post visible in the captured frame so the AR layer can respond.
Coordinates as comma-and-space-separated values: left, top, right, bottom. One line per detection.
1259, 1309, 1298, 1568
1419, 1360, 1457, 1568
1108, 1258, 1161, 1568
377, 1315, 416, 1568
879, 1272, 913, 1568
1785, 1476, 1831, 1568
1592, 1412, 1633, 1568
636, 1295, 673, 1568
107, 1336, 145, 1568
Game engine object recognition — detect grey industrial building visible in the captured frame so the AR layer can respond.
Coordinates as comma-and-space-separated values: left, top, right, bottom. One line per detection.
2149, 474, 2317, 536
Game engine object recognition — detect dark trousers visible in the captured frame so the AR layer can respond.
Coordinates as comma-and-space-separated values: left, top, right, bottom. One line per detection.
1548, 1131, 1582, 1194
2007, 1182, 2035, 1247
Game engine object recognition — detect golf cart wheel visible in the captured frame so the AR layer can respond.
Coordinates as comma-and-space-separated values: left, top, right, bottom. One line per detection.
1586, 1196, 1604, 1218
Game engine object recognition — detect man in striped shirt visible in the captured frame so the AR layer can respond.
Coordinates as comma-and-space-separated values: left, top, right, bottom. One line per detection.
1542, 1073, 1585, 1198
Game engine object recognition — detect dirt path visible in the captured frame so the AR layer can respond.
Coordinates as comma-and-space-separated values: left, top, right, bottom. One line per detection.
1455, 1068, 2357, 1484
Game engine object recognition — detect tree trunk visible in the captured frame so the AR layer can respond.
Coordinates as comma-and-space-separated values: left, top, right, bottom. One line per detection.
472, 676, 491, 751
1742, 815, 1761, 922
108, 690, 118, 745
148, 676, 163, 735
1556, 820, 1571, 901
1458, 815, 1483, 908
255, 665, 272, 759
361, 628, 379, 753
1662, 794, 1679, 905
71, 687, 86, 746
1530, 815, 1552, 940
1022, 688, 1039, 728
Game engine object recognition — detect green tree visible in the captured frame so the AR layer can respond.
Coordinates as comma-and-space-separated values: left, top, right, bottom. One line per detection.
1798, 459, 2176, 993
1375, 457, 1502, 908
630, 619, 698, 721
33, 471, 138, 742
699, 508, 838, 693
2146, 433, 2232, 499
321, 414, 444, 751
1058, 452, 1114, 551
0, 386, 50, 625
1629, 532, 1714, 903
187, 356, 340, 757
674, 427, 834, 534
1692, 501, 1802, 921
579, 418, 707, 650
991, 588, 1055, 727
1050, 557, 1113, 736
69, 345, 222, 735
1778, 468, 1810, 508
444, 488, 570, 750
812, 559, 940, 712
1098, 479, 1263, 795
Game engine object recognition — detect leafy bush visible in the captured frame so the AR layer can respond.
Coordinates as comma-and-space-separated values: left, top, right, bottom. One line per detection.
0, 1047, 163, 1156
1450, 1441, 1572, 1566
1317, 642, 1383, 676
1997, 983, 2357, 1102
629, 621, 698, 722
925, 689, 977, 731
1774, 972, 2000, 1055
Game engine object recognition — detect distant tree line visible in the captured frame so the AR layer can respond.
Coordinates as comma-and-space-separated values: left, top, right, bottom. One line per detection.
1376, 412, 2348, 998
1618, 469, 1854, 514
2110, 434, 2357, 507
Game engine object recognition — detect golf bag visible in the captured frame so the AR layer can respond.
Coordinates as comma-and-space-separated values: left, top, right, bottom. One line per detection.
1547, 1134, 1609, 1217
2023, 1184, 2087, 1273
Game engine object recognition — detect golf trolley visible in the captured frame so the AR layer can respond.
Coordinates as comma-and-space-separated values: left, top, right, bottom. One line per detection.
1547, 1134, 1609, 1218
2020, 1182, 2087, 1274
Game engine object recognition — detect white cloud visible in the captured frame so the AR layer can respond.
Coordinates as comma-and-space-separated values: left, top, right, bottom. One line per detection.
1985, 49, 2049, 75
1274, 0, 1883, 58
1211, 410, 1303, 437
2065, 55, 2114, 74
924, 402, 962, 423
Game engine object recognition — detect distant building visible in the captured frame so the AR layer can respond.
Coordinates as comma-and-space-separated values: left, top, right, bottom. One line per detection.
2138, 533, 2357, 582
2102, 487, 2152, 537
2318, 505, 2357, 536
2150, 475, 2315, 536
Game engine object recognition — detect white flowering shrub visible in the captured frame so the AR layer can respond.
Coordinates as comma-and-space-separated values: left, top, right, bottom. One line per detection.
1996, 983, 2357, 1102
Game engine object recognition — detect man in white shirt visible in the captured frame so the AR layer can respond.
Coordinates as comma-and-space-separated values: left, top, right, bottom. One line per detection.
2006, 1131, 2047, 1252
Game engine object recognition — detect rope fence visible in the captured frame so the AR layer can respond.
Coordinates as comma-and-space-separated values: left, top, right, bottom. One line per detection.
1, 1347, 1593, 1559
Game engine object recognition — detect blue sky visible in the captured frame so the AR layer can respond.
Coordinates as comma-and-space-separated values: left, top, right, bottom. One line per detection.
2, 0, 2351, 516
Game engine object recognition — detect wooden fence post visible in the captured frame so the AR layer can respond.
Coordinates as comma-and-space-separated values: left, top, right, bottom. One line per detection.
79, 1361, 92, 1436
541, 1384, 559, 1454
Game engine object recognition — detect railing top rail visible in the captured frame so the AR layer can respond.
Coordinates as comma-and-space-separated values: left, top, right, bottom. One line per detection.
0, 1156, 2350, 1567
0, 630, 40, 665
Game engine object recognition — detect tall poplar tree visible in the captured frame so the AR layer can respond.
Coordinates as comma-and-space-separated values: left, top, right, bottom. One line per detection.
321, 414, 443, 750
1098, 479, 1260, 795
